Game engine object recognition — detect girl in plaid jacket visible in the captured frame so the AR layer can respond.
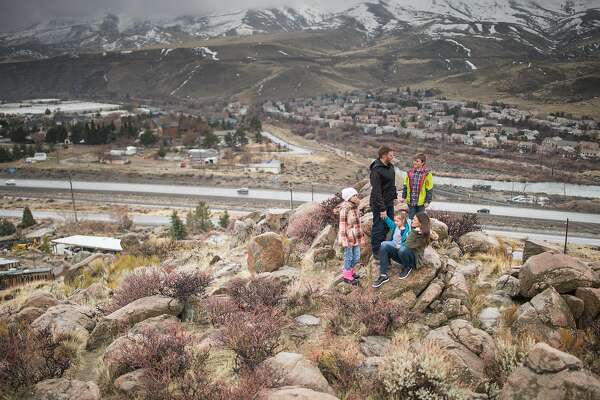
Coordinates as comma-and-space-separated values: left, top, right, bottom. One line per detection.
338, 187, 364, 285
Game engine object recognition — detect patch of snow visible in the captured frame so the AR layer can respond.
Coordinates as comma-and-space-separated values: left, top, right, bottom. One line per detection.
445, 39, 472, 57
465, 60, 478, 70
170, 65, 201, 96
192, 46, 219, 61
278, 50, 289, 56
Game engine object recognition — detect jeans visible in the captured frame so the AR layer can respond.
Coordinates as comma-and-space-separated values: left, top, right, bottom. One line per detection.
371, 206, 394, 254
379, 242, 417, 276
343, 245, 361, 270
408, 205, 425, 220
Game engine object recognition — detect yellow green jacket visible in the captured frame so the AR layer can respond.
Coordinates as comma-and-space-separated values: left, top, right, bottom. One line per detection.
402, 169, 433, 206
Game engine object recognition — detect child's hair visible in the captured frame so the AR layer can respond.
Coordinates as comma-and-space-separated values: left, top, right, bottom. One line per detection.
395, 210, 408, 226
415, 152, 426, 164
415, 212, 431, 239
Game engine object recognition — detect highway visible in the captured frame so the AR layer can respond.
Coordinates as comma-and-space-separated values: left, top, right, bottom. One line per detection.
3, 179, 600, 224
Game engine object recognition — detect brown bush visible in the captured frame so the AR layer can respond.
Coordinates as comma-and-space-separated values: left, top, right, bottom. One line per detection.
217, 309, 284, 370
429, 211, 481, 242
286, 203, 329, 245
180, 366, 276, 400
0, 322, 75, 395
107, 267, 211, 313
203, 295, 241, 326
325, 290, 413, 336
225, 277, 288, 312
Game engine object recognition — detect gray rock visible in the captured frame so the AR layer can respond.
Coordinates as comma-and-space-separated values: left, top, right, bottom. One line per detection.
247, 232, 285, 273
478, 307, 501, 333
31, 304, 96, 343
34, 379, 100, 400
264, 386, 339, 400
519, 252, 597, 298
574, 287, 600, 327
263, 352, 335, 395
525, 343, 583, 374
295, 314, 321, 326
523, 240, 562, 262
496, 275, 520, 298
562, 294, 585, 321
114, 369, 149, 395
458, 232, 501, 254
359, 336, 391, 357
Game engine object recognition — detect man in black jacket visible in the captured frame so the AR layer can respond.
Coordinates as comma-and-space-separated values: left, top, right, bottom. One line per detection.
369, 145, 397, 257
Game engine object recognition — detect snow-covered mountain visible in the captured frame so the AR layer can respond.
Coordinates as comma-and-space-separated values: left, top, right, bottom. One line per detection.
1, 0, 599, 59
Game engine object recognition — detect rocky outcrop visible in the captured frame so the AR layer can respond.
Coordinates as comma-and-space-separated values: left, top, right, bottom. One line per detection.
87, 295, 183, 350
263, 352, 335, 395
31, 304, 96, 343
413, 278, 444, 313
500, 343, 600, 400
310, 225, 337, 249
34, 378, 101, 400
379, 247, 442, 299
574, 287, 600, 327
20, 292, 59, 310
69, 282, 109, 304
513, 287, 575, 347
519, 252, 597, 298
430, 218, 448, 241
114, 369, 149, 395
523, 240, 562, 262
230, 218, 256, 249
247, 232, 285, 274
264, 386, 339, 400
458, 232, 501, 254
496, 274, 520, 298
426, 319, 496, 384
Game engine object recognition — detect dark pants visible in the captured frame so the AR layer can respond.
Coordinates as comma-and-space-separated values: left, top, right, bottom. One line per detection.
371, 206, 394, 255
408, 205, 425, 220
379, 243, 417, 276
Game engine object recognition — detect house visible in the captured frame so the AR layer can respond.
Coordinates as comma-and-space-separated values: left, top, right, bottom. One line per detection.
0, 258, 20, 271
188, 148, 219, 164
245, 159, 281, 174
0, 267, 54, 290
481, 136, 498, 148
579, 141, 600, 159
51, 235, 123, 255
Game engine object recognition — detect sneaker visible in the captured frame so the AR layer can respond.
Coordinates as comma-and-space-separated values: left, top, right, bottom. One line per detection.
343, 277, 360, 286
399, 267, 412, 280
372, 275, 389, 288
352, 272, 361, 280
372, 252, 380, 261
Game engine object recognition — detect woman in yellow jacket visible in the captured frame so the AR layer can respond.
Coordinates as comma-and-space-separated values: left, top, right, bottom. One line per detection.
401, 153, 433, 219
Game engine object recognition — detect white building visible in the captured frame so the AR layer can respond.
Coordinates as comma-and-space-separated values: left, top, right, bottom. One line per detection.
188, 148, 219, 164
245, 159, 281, 174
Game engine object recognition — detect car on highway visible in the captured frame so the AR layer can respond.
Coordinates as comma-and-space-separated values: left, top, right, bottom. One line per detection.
477, 208, 490, 214
237, 187, 249, 195
5, 179, 16, 186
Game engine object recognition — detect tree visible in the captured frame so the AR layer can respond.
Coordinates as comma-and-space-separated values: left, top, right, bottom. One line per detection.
9, 126, 28, 143
44, 108, 51, 115
254, 131, 263, 143
20, 207, 36, 228
182, 131, 198, 147
45, 125, 68, 144
157, 146, 167, 158
234, 128, 248, 149
202, 131, 219, 149
187, 202, 212, 233
248, 116, 262, 133
140, 129, 158, 147
219, 211, 230, 228
224, 132, 236, 148
170, 211, 186, 240
0, 218, 16, 236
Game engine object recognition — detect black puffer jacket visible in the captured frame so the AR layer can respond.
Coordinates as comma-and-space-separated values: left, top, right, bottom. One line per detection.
369, 159, 397, 210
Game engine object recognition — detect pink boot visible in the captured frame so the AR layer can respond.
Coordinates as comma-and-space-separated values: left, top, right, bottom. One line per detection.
343, 269, 354, 281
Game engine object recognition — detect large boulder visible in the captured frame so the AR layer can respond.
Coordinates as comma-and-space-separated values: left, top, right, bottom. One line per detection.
496, 274, 520, 298
513, 287, 575, 347
500, 343, 600, 400
426, 319, 496, 384
310, 225, 337, 249
20, 292, 59, 311
519, 252, 597, 298
413, 278, 444, 313
87, 295, 183, 350
430, 218, 448, 241
247, 232, 285, 274
264, 386, 339, 400
523, 240, 562, 262
69, 282, 109, 304
263, 352, 335, 395
458, 232, 501, 254
574, 287, 600, 327
378, 247, 442, 299
230, 218, 256, 249
443, 271, 469, 300
114, 369, 149, 395
34, 379, 101, 400
264, 210, 291, 233
31, 304, 96, 343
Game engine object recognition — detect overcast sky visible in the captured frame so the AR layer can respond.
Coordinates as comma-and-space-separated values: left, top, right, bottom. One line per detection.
0, 0, 355, 32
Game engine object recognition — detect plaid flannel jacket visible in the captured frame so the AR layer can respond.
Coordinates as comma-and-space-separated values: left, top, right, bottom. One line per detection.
338, 201, 363, 248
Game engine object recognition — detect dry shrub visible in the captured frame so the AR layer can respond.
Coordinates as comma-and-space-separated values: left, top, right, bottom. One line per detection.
225, 277, 288, 312
379, 339, 469, 400
325, 289, 412, 336
106, 254, 160, 289
286, 203, 329, 245
129, 238, 179, 259
0, 322, 76, 396
467, 279, 489, 329
485, 331, 535, 390
106, 266, 211, 313
285, 282, 324, 317
499, 304, 519, 328
203, 295, 241, 326
429, 211, 481, 242
216, 309, 284, 371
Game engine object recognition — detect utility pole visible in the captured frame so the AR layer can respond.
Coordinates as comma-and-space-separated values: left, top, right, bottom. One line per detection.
311, 184, 314, 202
564, 218, 569, 254
289, 185, 294, 210
68, 172, 78, 223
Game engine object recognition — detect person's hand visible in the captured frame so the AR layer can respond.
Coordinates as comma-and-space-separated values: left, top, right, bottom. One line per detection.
360, 237, 366, 245
380, 211, 387, 219
424, 203, 430, 209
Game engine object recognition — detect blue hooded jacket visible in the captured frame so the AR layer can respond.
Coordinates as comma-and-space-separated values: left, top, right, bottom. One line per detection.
384, 216, 411, 248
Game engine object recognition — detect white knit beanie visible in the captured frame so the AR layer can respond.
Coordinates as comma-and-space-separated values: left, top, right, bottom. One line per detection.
341, 187, 358, 201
